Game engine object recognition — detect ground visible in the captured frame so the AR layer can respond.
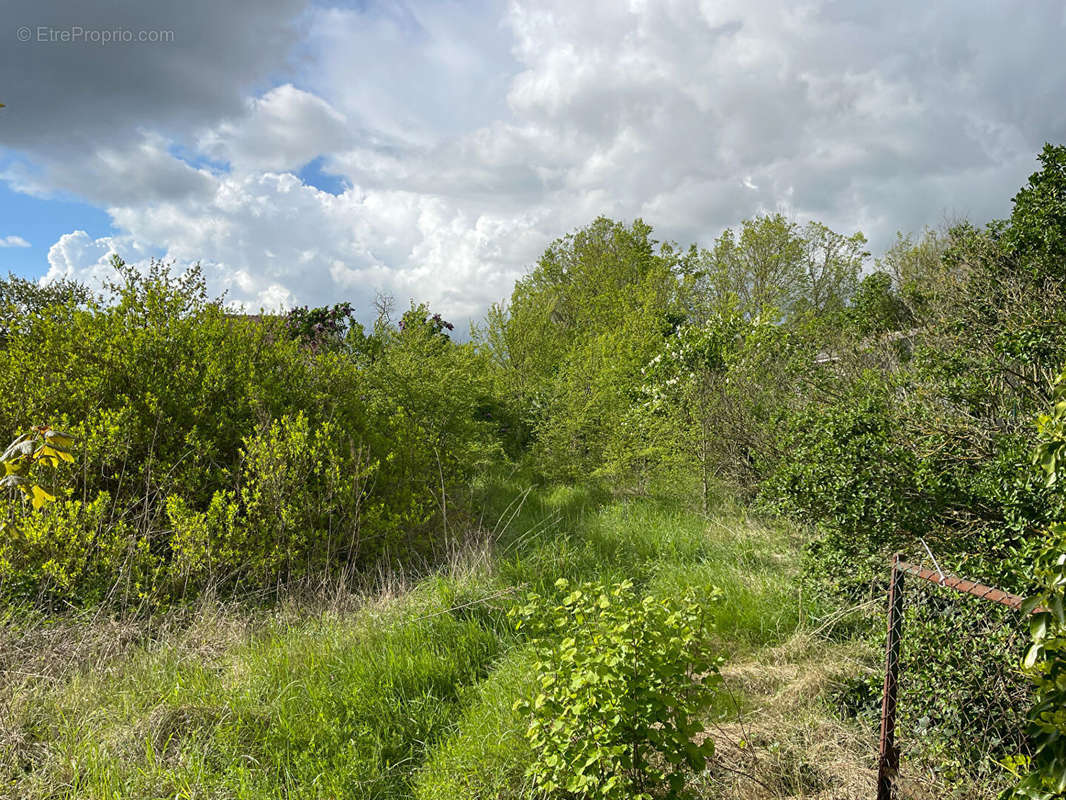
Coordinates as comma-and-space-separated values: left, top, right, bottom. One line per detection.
0, 484, 941, 799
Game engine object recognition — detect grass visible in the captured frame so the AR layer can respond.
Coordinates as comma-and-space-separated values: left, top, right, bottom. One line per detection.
700, 632, 882, 799
0, 481, 877, 799
3, 576, 508, 799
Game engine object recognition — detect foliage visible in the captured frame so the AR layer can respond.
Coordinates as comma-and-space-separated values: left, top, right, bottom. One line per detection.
3, 493, 807, 800
1009, 369, 1066, 798
0, 426, 74, 510
613, 308, 792, 507
490, 217, 679, 481
680, 214, 868, 322
166, 412, 378, 588
764, 200, 1066, 594
1010, 521, 1066, 798
283, 301, 356, 349
1004, 143, 1066, 281
0, 273, 89, 344
0, 492, 142, 604
512, 578, 720, 799
763, 386, 942, 599
0, 259, 502, 605
846, 270, 912, 336
399, 305, 455, 337
899, 594, 1030, 787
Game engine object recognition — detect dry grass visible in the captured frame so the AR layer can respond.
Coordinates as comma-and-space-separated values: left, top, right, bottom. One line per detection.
698, 631, 882, 799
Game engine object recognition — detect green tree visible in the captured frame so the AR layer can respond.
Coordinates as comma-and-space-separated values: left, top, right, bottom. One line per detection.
682, 215, 866, 324
1005, 143, 1066, 281
493, 218, 679, 479
794, 221, 868, 317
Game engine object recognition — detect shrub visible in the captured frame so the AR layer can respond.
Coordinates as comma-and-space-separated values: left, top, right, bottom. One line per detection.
511, 579, 720, 799
1010, 521, 1066, 799
0, 262, 506, 605
1008, 369, 1066, 798
167, 412, 379, 589
0, 492, 137, 604
762, 387, 939, 600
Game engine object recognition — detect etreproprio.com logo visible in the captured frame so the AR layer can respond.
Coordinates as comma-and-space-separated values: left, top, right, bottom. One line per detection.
17, 26, 175, 44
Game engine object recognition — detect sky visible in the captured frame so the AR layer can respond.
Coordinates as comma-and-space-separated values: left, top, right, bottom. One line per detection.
2, 0, 1065, 328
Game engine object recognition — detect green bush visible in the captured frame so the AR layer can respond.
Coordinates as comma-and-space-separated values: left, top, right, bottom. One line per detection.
1008, 370, 1066, 798
0, 492, 137, 603
762, 387, 939, 600
511, 578, 720, 799
166, 412, 379, 589
0, 262, 506, 605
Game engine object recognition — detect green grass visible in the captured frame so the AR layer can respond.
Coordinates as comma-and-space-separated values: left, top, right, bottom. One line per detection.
6, 576, 507, 799
411, 646, 538, 800
1, 483, 809, 800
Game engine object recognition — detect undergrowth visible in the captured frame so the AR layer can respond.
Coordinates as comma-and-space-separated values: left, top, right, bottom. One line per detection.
1, 480, 871, 800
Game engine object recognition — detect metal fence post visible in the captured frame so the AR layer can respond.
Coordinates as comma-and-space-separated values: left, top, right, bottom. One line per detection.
877, 554, 904, 800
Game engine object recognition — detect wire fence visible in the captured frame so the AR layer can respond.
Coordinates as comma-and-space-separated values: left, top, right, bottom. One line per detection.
876, 555, 1035, 800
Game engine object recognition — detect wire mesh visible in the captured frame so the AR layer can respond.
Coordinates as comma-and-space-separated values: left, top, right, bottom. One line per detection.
887, 567, 1032, 799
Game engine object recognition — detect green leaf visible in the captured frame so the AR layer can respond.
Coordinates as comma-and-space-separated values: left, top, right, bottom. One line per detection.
1023, 643, 1043, 669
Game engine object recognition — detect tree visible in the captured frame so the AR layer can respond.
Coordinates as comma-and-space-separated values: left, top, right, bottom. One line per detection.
494, 217, 679, 479
1005, 143, 1066, 281
0, 273, 90, 344
682, 215, 867, 324
794, 221, 868, 317
875, 227, 953, 320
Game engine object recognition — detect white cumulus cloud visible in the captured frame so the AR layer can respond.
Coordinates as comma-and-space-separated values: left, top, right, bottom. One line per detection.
5, 0, 1066, 328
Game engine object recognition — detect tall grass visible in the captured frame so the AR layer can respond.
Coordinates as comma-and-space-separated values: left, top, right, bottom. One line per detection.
1, 482, 809, 799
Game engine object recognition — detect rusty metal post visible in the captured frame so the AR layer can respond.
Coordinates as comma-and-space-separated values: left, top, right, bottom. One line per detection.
877, 554, 904, 800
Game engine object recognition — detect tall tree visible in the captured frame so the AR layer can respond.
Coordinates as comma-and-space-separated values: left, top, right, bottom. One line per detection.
491, 217, 679, 479
1004, 142, 1066, 280
794, 221, 868, 316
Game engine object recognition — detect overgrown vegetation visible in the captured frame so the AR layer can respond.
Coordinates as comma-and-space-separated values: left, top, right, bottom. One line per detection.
3, 143, 1066, 796
1011, 369, 1066, 799
0, 489, 807, 800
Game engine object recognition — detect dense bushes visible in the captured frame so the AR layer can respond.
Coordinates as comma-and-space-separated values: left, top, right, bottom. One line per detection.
165, 412, 377, 587
1012, 370, 1066, 798
0, 260, 499, 605
482, 217, 679, 484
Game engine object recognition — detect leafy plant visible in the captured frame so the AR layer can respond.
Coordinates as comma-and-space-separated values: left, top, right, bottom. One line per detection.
511, 578, 720, 799
0, 426, 74, 509
166, 412, 379, 588
284, 302, 356, 349
1009, 369, 1066, 798
399, 305, 455, 337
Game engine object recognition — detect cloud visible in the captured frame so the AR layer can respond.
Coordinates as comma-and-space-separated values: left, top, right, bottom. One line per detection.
0, 236, 31, 248
197, 84, 354, 174
104, 170, 544, 322
44, 230, 156, 287
1, 0, 308, 154
4, 133, 216, 207
304, 1, 518, 143
7, 0, 1066, 326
